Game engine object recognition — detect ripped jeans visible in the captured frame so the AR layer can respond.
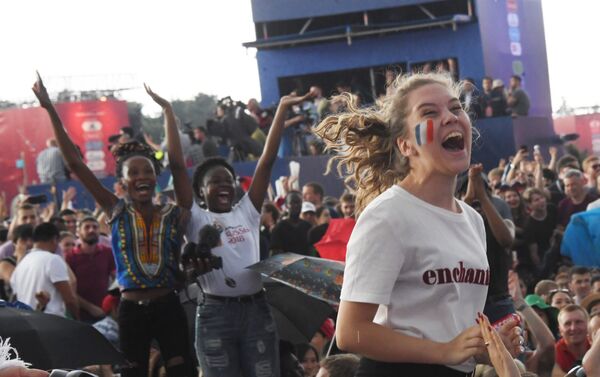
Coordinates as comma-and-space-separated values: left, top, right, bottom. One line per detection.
195, 293, 280, 377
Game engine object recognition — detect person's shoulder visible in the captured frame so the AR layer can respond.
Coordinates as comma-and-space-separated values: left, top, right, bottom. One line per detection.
361, 186, 404, 215
97, 243, 113, 254
299, 219, 312, 230
557, 196, 570, 209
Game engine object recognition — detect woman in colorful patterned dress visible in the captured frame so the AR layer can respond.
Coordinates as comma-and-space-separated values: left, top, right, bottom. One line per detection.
33, 74, 193, 377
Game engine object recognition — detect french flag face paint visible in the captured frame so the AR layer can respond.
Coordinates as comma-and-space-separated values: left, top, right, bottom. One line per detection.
415, 119, 435, 146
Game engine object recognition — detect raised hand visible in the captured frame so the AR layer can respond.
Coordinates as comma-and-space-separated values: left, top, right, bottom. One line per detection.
144, 84, 171, 109
63, 186, 77, 203
32, 71, 52, 108
35, 290, 50, 311
507, 270, 524, 302
279, 89, 317, 109
513, 149, 529, 165
441, 325, 485, 365
466, 163, 487, 201
479, 313, 520, 377
496, 314, 524, 357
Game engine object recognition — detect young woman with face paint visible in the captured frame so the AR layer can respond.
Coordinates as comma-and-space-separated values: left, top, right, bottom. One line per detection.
314, 72, 522, 377
183, 91, 315, 377
33, 75, 194, 377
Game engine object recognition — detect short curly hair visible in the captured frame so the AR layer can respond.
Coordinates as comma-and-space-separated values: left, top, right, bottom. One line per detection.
191, 157, 236, 199
112, 141, 162, 178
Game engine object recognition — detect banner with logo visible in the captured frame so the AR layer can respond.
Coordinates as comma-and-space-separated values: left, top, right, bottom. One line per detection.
0, 100, 128, 200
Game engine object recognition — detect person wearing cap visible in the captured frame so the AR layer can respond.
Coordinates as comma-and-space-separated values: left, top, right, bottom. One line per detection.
523, 294, 559, 339
553, 305, 591, 375
93, 294, 120, 350
90, 294, 120, 377
508, 272, 556, 376
300, 201, 317, 226
489, 79, 508, 117
270, 191, 312, 256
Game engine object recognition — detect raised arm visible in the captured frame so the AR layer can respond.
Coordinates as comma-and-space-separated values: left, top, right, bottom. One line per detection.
144, 85, 192, 209
248, 91, 315, 211
509, 271, 555, 377
32, 73, 117, 212
465, 164, 514, 248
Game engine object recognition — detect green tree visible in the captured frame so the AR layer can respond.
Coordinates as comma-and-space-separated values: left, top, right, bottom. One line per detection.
171, 93, 218, 130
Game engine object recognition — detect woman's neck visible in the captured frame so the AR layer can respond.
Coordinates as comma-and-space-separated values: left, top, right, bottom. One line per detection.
132, 200, 155, 215
399, 173, 459, 212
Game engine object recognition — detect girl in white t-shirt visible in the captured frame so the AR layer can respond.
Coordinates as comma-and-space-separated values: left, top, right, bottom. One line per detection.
313, 72, 521, 377
184, 91, 316, 377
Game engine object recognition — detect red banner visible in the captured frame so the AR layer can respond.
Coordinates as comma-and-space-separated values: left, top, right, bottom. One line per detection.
0, 100, 128, 201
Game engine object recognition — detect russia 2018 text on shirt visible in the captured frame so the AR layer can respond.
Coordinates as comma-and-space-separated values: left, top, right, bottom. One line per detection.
224, 225, 251, 245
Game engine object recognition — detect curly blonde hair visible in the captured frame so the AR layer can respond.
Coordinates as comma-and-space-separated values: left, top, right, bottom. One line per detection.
313, 72, 467, 216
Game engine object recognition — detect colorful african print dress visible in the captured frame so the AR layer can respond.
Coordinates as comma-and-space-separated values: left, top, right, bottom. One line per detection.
108, 199, 189, 290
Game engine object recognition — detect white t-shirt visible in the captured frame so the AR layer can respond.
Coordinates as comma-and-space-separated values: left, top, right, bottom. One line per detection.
186, 194, 262, 296
340, 185, 488, 373
10, 249, 70, 316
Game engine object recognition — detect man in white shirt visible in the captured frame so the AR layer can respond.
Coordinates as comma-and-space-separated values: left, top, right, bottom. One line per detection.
11, 223, 79, 318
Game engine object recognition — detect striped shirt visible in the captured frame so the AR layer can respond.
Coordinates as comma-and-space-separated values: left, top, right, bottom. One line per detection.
36, 146, 66, 183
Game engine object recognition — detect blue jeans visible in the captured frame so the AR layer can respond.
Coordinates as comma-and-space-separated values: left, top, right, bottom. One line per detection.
195, 293, 280, 377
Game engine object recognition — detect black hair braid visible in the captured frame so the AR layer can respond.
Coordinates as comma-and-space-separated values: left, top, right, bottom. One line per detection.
112, 141, 163, 178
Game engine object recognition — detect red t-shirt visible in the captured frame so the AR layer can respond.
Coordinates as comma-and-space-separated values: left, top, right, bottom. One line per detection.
65, 244, 115, 313
555, 337, 591, 373
558, 192, 598, 227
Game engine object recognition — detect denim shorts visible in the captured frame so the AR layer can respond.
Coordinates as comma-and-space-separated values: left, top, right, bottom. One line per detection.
195, 293, 280, 377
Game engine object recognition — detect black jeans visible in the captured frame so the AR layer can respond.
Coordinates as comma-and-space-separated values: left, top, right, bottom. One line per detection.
355, 357, 474, 377
118, 292, 193, 377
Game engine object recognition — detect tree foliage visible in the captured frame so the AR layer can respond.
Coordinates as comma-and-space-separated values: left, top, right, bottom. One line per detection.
126, 92, 218, 144
171, 93, 218, 130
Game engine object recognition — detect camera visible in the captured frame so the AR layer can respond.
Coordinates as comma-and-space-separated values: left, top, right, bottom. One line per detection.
181, 225, 222, 280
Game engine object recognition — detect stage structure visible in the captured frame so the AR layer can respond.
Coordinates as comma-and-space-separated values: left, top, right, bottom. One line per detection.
244, 0, 552, 119
243, 0, 558, 173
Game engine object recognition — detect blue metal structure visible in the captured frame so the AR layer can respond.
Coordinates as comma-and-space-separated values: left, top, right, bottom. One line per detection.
245, 0, 552, 118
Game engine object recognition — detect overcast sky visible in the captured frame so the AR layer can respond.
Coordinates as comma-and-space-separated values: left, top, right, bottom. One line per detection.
0, 1, 596, 115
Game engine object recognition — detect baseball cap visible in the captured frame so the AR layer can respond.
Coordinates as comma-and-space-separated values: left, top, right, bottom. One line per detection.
525, 294, 551, 310
301, 201, 316, 214
492, 79, 504, 89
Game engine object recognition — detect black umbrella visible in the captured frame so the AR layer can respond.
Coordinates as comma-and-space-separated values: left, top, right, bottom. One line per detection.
0, 307, 125, 370
263, 281, 334, 344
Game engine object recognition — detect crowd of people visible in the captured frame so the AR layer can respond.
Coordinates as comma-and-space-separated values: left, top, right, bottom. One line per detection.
0, 67, 595, 377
